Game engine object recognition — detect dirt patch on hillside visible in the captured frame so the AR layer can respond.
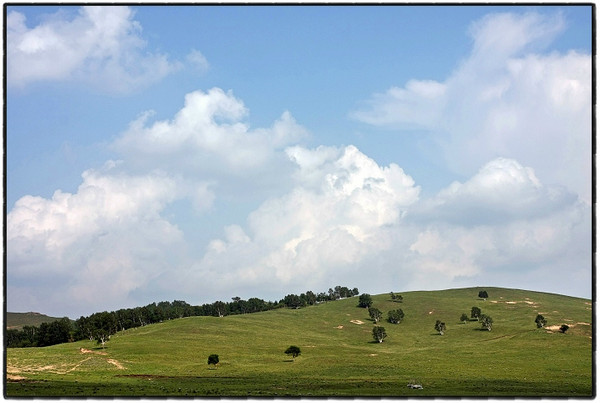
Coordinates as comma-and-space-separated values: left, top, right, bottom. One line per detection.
80, 347, 107, 355
6, 374, 27, 381
545, 322, 590, 333
107, 359, 126, 370
335, 325, 344, 329
350, 320, 364, 325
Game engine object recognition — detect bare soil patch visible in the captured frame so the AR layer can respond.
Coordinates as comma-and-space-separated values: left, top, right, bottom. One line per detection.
350, 320, 364, 325
80, 347, 107, 355
107, 359, 125, 370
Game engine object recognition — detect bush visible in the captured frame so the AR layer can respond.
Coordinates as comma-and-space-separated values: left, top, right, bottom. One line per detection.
208, 354, 219, 366
535, 314, 547, 328
388, 309, 405, 324
285, 345, 301, 359
358, 294, 373, 308
372, 326, 387, 343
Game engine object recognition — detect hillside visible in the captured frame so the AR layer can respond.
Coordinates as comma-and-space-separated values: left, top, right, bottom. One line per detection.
5, 287, 593, 397
6, 312, 67, 330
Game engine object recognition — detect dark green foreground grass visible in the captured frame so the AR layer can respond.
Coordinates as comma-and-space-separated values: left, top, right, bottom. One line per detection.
6, 287, 593, 397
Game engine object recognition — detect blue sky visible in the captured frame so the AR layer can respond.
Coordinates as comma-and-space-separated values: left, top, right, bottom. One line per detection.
6, 5, 592, 318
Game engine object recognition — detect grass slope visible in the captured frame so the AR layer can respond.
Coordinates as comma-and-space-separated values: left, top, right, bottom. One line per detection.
6, 287, 593, 397
6, 312, 66, 330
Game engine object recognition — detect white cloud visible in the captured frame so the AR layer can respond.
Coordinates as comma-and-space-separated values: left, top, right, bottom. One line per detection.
7, 6, 181, 93
404, 157, 590, 291
186, 49, 210, 73
182, 145, 420, 296
413, 157, 577, 225
7, 164, 188, 315
113, 88, 309, 175
351, 12, 591, 203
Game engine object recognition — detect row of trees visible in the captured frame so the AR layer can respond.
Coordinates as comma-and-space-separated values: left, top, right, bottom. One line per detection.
6, 318, 73, 348
281, 286, 360, 309
7, 286, 359, 349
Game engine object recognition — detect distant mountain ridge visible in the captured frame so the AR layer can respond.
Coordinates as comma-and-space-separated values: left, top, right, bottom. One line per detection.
6, 312, 67, 329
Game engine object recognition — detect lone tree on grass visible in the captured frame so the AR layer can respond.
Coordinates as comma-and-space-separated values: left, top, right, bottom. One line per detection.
208, 354, 219, 368
358, 293, 373, 308
372, 326, 387, 343
535, 314, 547, 328
285, 345, 301, 360
434, 320, 446, 335
368, 307, 383, 323
480, 314, 493, 331
478, 290, 488, 300
388, 309, 405, 324
471, 306, 481, 320
559, 324, 569, 334
460, 313, 469, 323
390, 292, 403, 302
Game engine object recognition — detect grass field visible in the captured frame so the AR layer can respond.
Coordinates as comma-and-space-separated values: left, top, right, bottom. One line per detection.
5, 287, 593, 397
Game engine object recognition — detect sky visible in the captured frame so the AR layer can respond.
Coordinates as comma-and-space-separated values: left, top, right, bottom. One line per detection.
5, 4, 593, 318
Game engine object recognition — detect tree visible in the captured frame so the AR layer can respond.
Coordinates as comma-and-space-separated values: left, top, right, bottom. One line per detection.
208, 354, 219, 367
478, 290, 488, 300
283, 294, 305, 309
368, 307, 383, 323
372, 326, 387, 343
471, 306, 481, 320
559, 324, 570, 333
358, 293, 373, 308
460, 313, 469, 324
434, 320, 446, 335
480, 314, 493, 331
390, 292, 403, 302
535, 314, 547, 328
285, 345, 301, 360
388, 309, 405, 324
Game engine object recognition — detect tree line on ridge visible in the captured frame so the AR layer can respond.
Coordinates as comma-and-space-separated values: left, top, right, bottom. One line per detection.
5, 285, 358, 348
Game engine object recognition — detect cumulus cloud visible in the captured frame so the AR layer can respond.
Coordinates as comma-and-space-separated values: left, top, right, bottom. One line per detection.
7, 163, 188, 315
412, 157, 578, 225
7, 88, 310, 315
404, 157, 590, 292
180, 150, 589, 302
351, 12, 591, 203
7, 6, 181, 93
113, 88, 309, 175
180, 145, 420, 296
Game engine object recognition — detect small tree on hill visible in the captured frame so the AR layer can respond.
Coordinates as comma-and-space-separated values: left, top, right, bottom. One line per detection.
478, 290, 488, 300
390, 292, 403, 302
434, 320, 446, 335
480, 314, 493, 331
535, 314, 547, 328
460, 313, 469, 324
208, 354, 219, 368
388, 309, 405, 324
372, 326, 387, 343
285, 345, 301, 360
471, 306, 481, 320
368, 307, 383, 323
358, 294, 373, 308
559, 324, 569, 334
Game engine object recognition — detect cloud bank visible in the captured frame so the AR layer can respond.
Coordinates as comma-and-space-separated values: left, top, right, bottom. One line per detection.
7, 11, 591, 317
351, 12, 591, 204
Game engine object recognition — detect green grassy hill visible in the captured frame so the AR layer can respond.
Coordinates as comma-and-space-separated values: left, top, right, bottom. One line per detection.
6, 287, 593, 397
6, 312, 66, 330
